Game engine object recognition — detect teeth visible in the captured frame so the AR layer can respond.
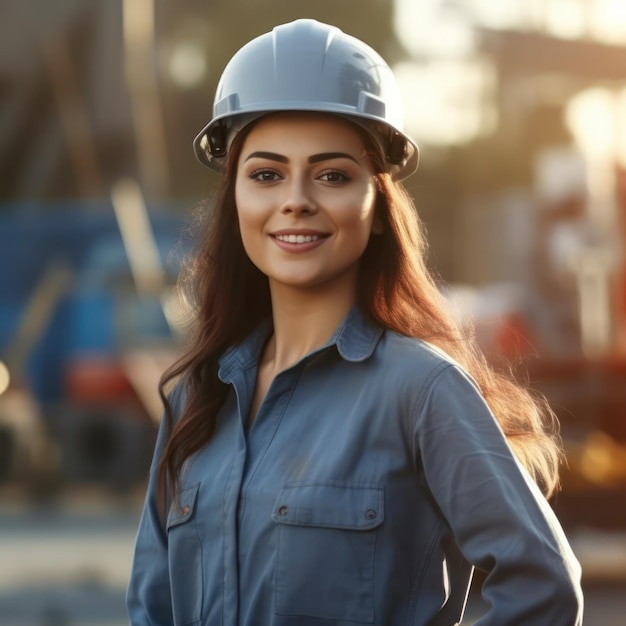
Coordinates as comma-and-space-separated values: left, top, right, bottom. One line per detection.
275, 234, 320, 243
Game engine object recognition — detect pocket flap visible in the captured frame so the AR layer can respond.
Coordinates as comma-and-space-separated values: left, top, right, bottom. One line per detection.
166, 482, 200, 530
272, 482, 384, 530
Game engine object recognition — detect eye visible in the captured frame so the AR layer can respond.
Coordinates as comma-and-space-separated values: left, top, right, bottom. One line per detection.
249, 168, 282, 183
317, 169, 351, 183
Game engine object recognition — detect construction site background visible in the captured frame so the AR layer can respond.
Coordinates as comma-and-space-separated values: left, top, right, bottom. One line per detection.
1, 1, 625, 624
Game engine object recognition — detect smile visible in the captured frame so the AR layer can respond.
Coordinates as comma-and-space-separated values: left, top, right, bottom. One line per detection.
274, 234, 321, 243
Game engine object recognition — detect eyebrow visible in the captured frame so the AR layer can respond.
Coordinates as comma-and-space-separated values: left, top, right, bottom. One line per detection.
244, 151, 288, 163
309, 152, 359, 164
244, 151, 359, 164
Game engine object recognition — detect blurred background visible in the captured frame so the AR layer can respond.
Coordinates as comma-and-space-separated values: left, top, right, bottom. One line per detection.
1, 1, 625, 624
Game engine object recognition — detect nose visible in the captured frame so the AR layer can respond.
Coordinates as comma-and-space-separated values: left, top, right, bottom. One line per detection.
280, 177, 317, 216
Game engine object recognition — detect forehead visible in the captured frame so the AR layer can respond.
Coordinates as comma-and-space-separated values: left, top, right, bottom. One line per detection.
240, 112, 368, 153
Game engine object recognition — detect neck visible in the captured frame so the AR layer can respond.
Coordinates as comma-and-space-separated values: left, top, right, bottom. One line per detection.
263, 280, 357, 373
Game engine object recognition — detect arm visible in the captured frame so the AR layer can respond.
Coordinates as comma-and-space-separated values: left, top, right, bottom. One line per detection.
412, 364, 583, 626
126, 389, 180, 626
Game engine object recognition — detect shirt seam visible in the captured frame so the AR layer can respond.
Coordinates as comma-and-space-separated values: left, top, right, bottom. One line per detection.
406, 361, 456, 460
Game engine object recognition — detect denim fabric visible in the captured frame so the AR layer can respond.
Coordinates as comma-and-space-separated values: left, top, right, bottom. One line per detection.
127, 307, 583, 626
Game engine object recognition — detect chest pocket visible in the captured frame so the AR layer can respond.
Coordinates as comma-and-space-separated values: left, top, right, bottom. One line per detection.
166, 482, 202, 626
272, 482, 384, 623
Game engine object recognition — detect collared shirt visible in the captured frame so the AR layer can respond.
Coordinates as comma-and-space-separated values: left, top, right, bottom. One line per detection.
127, 307, 583, 626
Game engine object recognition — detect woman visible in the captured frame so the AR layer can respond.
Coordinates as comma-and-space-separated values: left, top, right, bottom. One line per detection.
127, 19, 583, 626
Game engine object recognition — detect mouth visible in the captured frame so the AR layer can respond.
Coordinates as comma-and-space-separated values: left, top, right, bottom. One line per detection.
273, 233, 322, 243
269, 230, 329, 252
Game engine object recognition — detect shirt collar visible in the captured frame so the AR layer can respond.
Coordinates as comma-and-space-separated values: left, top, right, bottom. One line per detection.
332, 306, 384, 362
217, 306, 383, 383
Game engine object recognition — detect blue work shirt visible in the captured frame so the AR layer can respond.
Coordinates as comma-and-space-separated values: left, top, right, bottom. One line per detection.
127, 307, 583, 625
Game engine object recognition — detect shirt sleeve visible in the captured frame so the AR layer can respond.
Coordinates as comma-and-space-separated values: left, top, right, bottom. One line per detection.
412, 363, 584, 626
126, 388, 180, 626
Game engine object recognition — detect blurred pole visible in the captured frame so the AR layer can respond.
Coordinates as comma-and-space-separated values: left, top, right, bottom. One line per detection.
110, 177, 185, 337
40, 33, 104, 198
566, 88, 622, 358
110, 177, 180, 425
122, 0, 170, 198
110, 178, 165, 298
577, 158, 616, 358
617, 165, 626, 355
576, 248, 613, 357
2, 263, 74, 383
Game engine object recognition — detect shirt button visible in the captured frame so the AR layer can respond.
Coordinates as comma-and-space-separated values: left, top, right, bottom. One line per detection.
365, 509, 377, 520
182, 506, 190, 515
278, 505, 288, 516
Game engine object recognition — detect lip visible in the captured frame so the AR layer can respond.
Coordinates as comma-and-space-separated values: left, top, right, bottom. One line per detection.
269, 228, 330, 253
270, 229, 329, 237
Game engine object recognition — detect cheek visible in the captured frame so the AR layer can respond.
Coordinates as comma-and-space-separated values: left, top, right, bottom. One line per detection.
235, 186, 262, 233
341, 190, 378, 236
236, 210, 259, 256
234, 192, 270, 271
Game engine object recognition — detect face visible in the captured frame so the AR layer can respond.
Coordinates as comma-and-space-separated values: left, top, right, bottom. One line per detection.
234, 112, 380, 296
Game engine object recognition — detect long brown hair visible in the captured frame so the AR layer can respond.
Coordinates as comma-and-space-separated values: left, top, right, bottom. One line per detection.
158, 117, 561, 502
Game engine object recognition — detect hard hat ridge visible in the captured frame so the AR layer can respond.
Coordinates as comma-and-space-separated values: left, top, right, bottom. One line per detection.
193, 19, 419, 179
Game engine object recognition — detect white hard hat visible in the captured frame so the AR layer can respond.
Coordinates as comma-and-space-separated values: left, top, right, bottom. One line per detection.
193, 19, 419, 179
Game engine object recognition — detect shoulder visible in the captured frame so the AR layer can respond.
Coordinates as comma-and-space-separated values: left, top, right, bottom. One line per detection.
372, 330, 483, 403
377, 331, 458, 376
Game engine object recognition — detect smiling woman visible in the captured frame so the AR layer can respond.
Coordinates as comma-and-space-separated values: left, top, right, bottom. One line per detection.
126, 19, 583, 626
